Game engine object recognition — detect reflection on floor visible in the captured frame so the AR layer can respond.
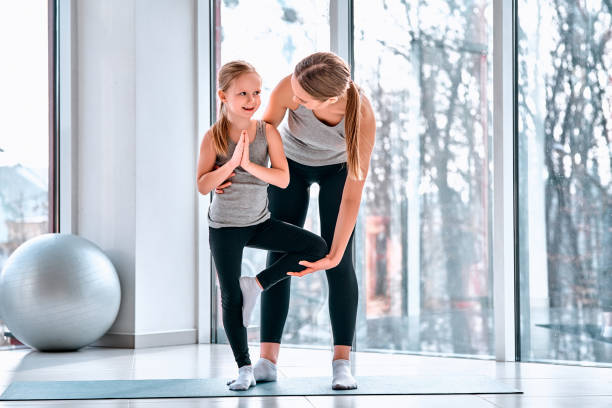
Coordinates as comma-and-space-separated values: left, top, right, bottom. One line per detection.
536, 324, 612, 344
1, 344, 612, 407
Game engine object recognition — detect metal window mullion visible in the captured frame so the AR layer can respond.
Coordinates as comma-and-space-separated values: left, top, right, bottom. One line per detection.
330, 0, 353, 69
196, 0, 213, 344
330, 0, 355, 351
493, 0, 517, 362
57, 0, 78, 235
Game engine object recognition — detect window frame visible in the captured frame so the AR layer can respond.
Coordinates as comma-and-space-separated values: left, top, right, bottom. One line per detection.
196, 0, 520, 361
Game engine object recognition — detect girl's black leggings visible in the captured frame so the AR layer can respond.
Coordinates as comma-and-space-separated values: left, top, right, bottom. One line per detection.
261, 158, 358, 346
209, 218, 327, 367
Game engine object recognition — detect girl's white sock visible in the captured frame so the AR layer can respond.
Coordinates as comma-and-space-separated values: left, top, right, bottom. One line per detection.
228, 365, 256, 391
332, 359, 357, 390
239, 276, 262, 327
253, 357, 277, 382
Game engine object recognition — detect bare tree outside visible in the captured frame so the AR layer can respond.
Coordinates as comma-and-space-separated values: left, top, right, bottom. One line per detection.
518, 0, 612, 364
354, 0, 494, 356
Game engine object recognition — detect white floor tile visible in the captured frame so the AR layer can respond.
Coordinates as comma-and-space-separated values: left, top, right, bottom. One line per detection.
481, 395, 612, 408
306, 395, 497, 408
129, 396, 314, 408
498, 378, 612, 397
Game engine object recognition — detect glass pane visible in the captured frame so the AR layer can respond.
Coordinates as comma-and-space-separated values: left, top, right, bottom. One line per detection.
0, 0, 50, 348
214, 0, 331, 347
354, 0, 494, 357
518, 0, 612, 365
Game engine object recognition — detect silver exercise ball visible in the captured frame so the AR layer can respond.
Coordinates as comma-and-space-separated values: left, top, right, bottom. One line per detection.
0, 233, 121, 351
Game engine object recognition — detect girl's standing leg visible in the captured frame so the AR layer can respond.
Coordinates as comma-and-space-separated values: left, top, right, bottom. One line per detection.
209, 226, 256, 390
318, 164, 359, 389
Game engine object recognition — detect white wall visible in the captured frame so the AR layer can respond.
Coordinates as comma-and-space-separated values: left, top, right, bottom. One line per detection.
133, 0, 196, 335
73, 0, 198, 346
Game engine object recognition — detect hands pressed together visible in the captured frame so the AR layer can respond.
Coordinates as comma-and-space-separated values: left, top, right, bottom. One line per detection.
216, 130, 250, 194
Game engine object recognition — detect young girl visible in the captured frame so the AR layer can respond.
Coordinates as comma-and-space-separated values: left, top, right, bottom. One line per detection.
196, 61, 327, 391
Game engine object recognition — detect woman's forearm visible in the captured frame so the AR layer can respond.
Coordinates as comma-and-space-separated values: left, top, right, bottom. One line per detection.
243, 162, 289, 189
328, 182, 364, 263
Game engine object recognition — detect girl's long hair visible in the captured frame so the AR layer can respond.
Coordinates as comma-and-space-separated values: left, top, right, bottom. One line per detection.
293, 52, 362, 179
212, 61, 259, 156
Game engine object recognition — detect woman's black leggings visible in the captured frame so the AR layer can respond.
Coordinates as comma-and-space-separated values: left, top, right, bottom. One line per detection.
209, 218, 327, 367
261, 158, 358, 346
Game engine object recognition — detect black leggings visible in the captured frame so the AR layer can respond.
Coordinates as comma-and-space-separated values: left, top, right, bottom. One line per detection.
209, 218, 327, 367
261, 159, 358, 346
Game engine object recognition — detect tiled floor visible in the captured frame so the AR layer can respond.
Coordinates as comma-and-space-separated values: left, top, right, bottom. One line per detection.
0, 344, 611, 407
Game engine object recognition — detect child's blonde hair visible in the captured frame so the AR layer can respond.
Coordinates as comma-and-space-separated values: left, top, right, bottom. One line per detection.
294, 52, 362, 179
212, 60, 259, 156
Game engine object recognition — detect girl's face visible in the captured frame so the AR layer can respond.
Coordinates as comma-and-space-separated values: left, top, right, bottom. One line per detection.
219, 72, 262, 119
290, 74, 338, 110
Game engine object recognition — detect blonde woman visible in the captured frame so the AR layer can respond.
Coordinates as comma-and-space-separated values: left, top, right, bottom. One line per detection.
216, 52, 376, 390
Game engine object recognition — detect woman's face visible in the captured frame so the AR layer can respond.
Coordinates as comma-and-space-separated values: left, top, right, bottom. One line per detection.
290, 74, 337, 110
219, 72, 262, 119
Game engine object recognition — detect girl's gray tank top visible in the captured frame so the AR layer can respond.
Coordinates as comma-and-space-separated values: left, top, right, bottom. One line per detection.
208, 120, 271, 228
280, 104, 348, 166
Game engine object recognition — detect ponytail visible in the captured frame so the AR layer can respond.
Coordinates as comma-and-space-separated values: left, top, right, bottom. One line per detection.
211, 102, 230, 156
345, 81, 362, 180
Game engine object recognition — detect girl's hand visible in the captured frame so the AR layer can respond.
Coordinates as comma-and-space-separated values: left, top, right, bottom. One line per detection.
286, 255, 339, 277
229, 134, 245, 169
240, 130, 252, 171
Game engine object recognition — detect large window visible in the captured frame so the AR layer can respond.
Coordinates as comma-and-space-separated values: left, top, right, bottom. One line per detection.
518, 0, 612, 364
213, 0, 331, 347
209, 0, 611, 365
0, 0, 51, 348
353, 0, 494, 357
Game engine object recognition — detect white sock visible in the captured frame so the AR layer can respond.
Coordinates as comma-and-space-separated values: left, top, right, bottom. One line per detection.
228, 365, 256, 391
253, 357, 277, 382
332, 359, 357, 390
239, 276, 262, 327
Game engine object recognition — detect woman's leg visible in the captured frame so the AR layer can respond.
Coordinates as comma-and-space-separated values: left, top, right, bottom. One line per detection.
318, 165, 358, 350
260, 161, 311, 358
208, 226, 253, 368
318, 164, 359, 389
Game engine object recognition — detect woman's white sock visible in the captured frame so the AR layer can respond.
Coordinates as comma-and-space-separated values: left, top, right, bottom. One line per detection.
239, 276, 262, 327
332, 359, 357, 390
253, 357, 277, 382
228, 365, 256, 391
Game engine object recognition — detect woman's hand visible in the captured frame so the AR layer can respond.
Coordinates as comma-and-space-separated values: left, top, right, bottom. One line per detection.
286, 254, 340, 277
214, 164, 235, 194
228, 133, 245, 169
240, 130, 252, 171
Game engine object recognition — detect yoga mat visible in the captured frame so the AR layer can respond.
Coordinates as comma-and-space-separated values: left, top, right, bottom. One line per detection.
1, 376, 521, 400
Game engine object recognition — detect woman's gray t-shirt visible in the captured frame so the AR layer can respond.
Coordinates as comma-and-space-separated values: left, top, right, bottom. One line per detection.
280, 104, 347, 166
208, 120, 271, 228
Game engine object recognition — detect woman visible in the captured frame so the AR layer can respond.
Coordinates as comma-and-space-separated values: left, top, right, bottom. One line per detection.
216, 52, 376, 390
